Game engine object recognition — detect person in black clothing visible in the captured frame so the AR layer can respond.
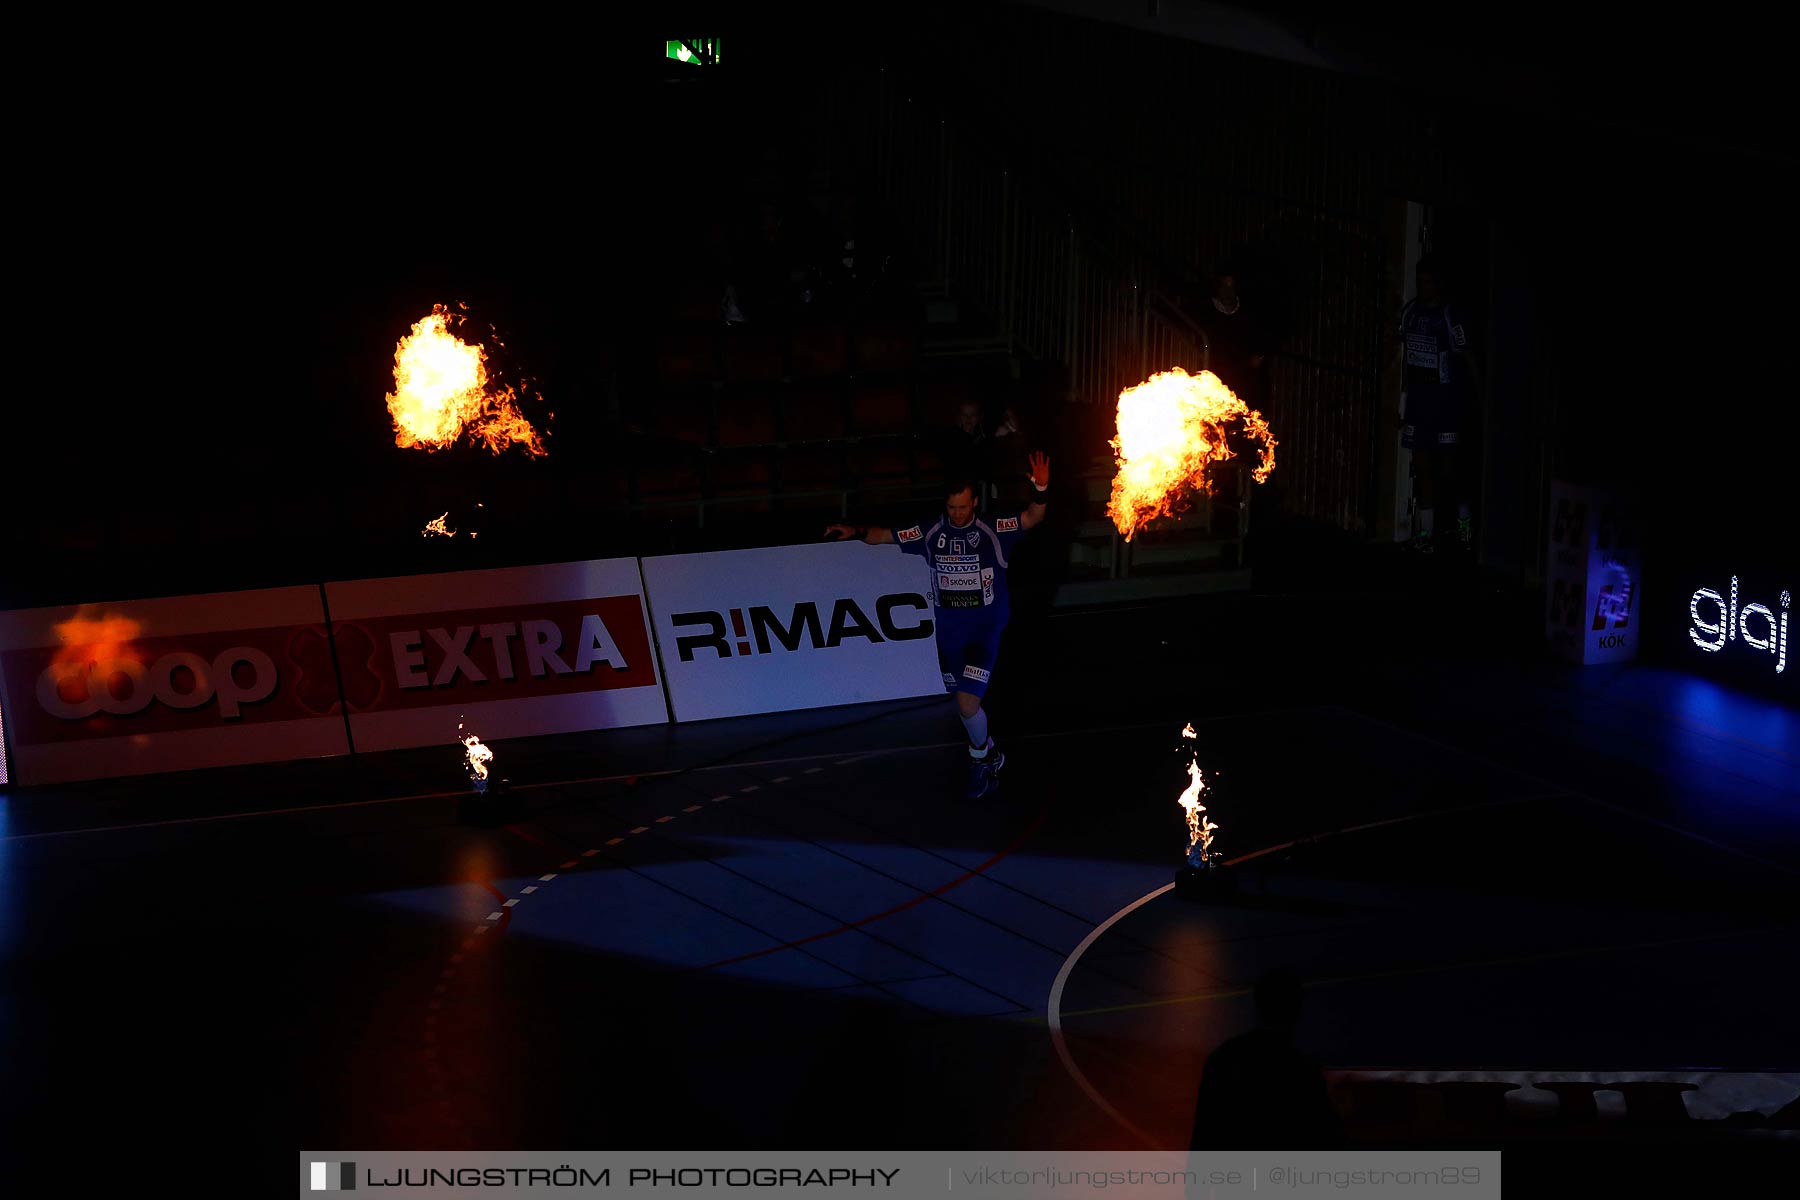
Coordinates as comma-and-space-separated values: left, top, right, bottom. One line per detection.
1397, 254, 1481, 550
941, 397, 994, 491
1203, 263, 1271, 409
1189, 968, 1343, 1149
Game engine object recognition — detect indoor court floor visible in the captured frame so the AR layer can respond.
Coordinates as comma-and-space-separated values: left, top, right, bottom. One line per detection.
3, 591, 1794, 1183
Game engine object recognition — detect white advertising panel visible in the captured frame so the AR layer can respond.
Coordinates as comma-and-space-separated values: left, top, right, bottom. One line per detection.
322, 558, 668, 753
643, 542, 943, 722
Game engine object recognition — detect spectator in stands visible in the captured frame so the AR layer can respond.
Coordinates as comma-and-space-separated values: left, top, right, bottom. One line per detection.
1189, 968, 1343, 1149
987, 400, 1034, 509
728, 199, 804, 326
1397, 254, 1481, 551
826, 190, 893, 314
1203, 260, 1271, 409
940, 397, 995, 499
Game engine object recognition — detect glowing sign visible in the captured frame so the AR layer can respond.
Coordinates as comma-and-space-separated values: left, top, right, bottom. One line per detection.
1690, 576, 1789, 674
1545, 482, 1641, 665
665, 39, 722, 65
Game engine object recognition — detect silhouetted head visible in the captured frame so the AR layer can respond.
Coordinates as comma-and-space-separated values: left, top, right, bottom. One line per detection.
1214, 270, 1239, 307
956, 399, 983, 435
945, 479, 978, 527
1415, 254, 1442, 305
1254, 968, 1305, 1033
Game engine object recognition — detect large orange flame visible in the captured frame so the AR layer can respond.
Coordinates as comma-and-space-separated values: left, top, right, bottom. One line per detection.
1107, 368, 1276, 540
386, 305, 546, 456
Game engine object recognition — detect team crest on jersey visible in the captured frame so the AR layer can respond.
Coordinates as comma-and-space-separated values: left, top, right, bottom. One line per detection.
898, 526, 922, 543
995, 517, 1019, 532
966, 528, 980, 547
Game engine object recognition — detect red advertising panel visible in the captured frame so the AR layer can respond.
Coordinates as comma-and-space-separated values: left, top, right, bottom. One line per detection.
323, 558, 668, 753
0, 587, 350, 784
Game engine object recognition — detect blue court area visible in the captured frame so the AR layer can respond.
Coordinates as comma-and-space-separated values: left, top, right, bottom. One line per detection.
1, 594, 1795, 1183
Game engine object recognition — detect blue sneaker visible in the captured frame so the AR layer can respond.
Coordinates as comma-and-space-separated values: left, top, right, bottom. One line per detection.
965, 747, 1005, 799
965, 754, 991, 798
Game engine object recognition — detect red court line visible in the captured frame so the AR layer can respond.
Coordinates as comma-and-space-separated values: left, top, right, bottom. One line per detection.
698, 809, 1050, 970
503, 824, 557, 852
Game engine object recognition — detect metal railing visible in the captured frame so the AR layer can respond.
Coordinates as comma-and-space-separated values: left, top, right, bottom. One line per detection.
823, 67, 1261, 587
838, 69, 1208, 412
823, 22, 1388, 535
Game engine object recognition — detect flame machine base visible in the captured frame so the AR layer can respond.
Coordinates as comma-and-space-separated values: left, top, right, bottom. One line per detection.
458, 776, 518, 828
1174, 860, 1235, 903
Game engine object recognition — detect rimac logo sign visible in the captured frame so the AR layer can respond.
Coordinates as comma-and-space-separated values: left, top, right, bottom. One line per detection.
1690, 576, 1789, 674
672, 595, 932, 661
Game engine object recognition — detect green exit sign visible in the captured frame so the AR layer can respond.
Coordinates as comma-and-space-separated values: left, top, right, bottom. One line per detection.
665, 39, 722, 66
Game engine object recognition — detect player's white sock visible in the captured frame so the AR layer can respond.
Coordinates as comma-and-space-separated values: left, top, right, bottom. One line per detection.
960, 708, 990, 756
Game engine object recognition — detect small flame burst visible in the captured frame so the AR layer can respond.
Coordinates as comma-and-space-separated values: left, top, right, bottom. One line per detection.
1108, 368, 1277, 541
387, 305, 546, 456
458, 720, 494, 784
1177, 722, 1220, 868
45, 609, 146, 714
422, 512, 457, 538
52, 610, 144, 668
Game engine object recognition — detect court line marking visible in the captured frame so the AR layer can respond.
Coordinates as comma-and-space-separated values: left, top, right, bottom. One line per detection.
1053, 925, 1770, 1022
1046, 884, 1171, 1150
1333, 706, 1800, 879
698, 811, 1050, 970
480, 776, 975, 1016
492, 759, 1058, 1017
1046, 793, 1571, 1151
1, 710, 1323, 844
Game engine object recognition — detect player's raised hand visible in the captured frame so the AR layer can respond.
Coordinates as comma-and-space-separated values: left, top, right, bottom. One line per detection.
1027, 451, 1051, 491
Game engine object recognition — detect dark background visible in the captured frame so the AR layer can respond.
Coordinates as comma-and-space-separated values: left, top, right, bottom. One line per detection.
5, 7, 1794, 690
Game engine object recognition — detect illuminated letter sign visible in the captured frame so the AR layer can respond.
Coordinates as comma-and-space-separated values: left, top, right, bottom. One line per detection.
1690, 576, 1789, 674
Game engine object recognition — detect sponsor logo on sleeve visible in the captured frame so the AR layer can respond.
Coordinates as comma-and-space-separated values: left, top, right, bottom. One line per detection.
897, 526, 922, 543
995, 517, 1020, 532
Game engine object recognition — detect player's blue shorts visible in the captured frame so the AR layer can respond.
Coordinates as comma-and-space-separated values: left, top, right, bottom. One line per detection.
1401, 384, 1463, 449
936, 611, 1005, 698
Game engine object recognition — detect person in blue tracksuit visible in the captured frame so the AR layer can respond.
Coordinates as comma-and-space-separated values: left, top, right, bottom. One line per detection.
825, 451, 1049, 798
